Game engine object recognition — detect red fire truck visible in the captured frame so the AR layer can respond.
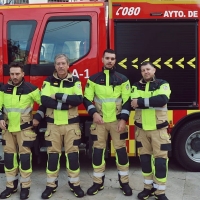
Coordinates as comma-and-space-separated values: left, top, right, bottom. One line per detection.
0, 0, 200, 172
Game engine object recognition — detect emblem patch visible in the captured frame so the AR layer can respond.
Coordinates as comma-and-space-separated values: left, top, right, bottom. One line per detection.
126, 84, 130, 90
163, 85, 168, 90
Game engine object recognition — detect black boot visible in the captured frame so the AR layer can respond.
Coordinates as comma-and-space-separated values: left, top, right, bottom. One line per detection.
138, 188, 155, 200
118, 175, 132, 196
68, 182, 84, 198
154, 194, 169, 200
87, 176, 105, 195
41, 181, 58, 199
0, 179, 18, 199
20, 187, 30, 200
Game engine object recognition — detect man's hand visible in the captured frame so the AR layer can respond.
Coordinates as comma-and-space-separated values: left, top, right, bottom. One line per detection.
0, 120, 6, 130
117, 119, 126, 132
33, 119, 39, 127
93, 112, 104, 124
50, 94, 56, 99
131, 98, 138, 109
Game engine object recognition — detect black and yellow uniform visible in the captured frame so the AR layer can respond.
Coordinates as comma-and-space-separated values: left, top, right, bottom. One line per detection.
0, 79, 40, 191
41, 71, 84, 198
83, 67, 132, 196
131, 77, 171, 199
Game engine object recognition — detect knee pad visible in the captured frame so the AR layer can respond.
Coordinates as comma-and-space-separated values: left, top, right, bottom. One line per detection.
4, 153, 18, 171
116, 147, 128, 165
93, 148, 104, 166
140, 154, 152, 174
20, 153, 31, 171
155, 158, 167, 179
47, 153, 60, 172
67, 152, 79, 171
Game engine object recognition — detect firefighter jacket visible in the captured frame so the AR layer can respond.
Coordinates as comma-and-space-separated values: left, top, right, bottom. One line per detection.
83, 67, 131, 123
0, 79, 41, 132
131, 77, 171, 130
41, 71, 83, 125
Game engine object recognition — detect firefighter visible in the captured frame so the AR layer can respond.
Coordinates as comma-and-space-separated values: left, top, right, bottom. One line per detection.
40, 54, 84, 199
83, 49, 132, 196
0, 62, 42, 199
131, 61, 171, 200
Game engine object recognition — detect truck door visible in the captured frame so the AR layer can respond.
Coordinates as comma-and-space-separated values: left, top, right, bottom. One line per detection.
30, 12, 99, 92
115, 20, 197, 110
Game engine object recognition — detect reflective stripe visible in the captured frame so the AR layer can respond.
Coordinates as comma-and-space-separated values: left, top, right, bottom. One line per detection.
87, 105, 95, 112
4, 107, 32, 114
0, 111, 2, 115
136, 107, 167, 111
121, 109, 130, 115
144, 179, 153, 184
68, 177, 80, 183
7, 175, 18, 182
37, 110, 44, 118
93, 172, 104, 177
62, 94, 68, 103
94, 97, 122, 104
47, 177, 58, 183
153, 183, 166, 190
144, 98, 149, 107
20, 177, 31, 182
118, 171, 129, 176
57, 102, 62, 110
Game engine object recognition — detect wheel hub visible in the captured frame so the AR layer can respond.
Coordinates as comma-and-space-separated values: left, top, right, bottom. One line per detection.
191, 138, 200, 152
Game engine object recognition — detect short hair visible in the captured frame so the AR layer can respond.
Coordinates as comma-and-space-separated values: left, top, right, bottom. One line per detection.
103, 49, 116, 57
140, 61, 155, 68
54, 53, 69, 65
9, 62, 24, 71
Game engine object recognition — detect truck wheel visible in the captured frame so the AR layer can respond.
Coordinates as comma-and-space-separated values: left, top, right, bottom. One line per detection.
174, 120, 200, 172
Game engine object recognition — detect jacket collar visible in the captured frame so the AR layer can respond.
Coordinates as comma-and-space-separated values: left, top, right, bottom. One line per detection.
8, 78, 24, 87
53, 71, 73, 82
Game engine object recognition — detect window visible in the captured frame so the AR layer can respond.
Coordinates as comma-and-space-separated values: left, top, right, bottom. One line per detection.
39, 19, 90, 64
7, 20, 37, 64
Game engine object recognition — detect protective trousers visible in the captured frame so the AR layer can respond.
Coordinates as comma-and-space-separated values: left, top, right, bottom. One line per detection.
44, 123, 81, 188
2, 129, 36, 188
90, 120, 129, 184
136, 128, 171, 195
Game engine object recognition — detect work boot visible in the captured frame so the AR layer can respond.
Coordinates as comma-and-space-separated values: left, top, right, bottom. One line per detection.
0, 179, 18, 199
138, 188, 155, 200
20, 187, 30, 199
87, 176, 105, 195
118, 174, 132, 196
68, 182, 84, 198
154, 194, 169, 200
41, 181, 58, 199
119, 182, 132, 196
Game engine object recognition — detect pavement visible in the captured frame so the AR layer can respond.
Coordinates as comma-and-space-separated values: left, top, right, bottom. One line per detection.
0, 154, 200, 200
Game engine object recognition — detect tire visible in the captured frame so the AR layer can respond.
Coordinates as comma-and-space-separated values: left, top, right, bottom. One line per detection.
174, 120, 200, 172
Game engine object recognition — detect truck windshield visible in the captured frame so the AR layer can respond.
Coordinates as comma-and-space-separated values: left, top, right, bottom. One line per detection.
7, 20, 37, 64
39, 20, 90, 65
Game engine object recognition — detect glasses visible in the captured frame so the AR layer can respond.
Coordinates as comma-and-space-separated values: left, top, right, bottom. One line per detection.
105, 57, 116, 61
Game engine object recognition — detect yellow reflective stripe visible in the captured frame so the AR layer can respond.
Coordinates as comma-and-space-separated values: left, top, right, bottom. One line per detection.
4, 107, 32, 114
94, 97, 122, 103
0, 3, 104, 9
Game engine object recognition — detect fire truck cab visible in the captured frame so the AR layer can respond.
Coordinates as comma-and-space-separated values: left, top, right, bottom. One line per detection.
0, 0, 200, 172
